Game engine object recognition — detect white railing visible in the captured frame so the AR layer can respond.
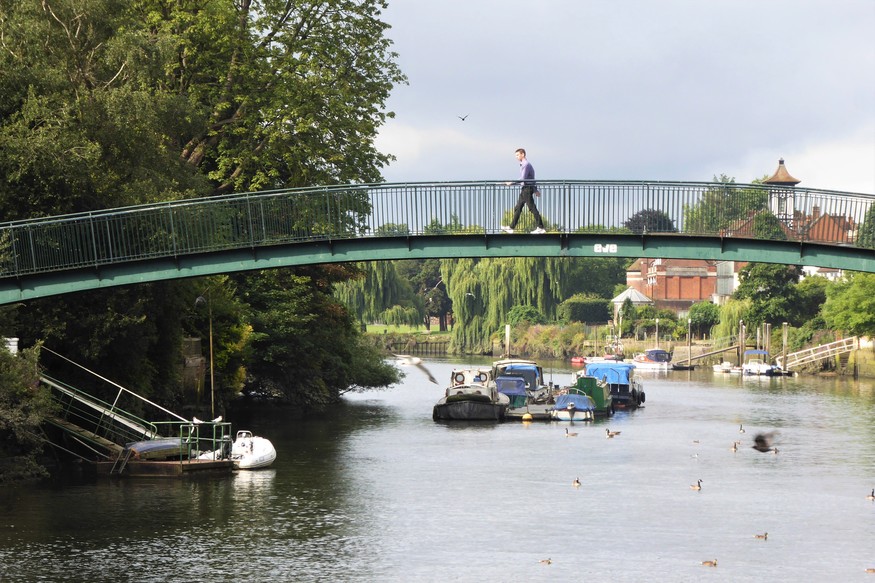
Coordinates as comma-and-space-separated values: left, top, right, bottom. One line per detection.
775, 337, 858, 370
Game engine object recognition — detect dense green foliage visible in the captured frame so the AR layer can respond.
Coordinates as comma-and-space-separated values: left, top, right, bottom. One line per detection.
507, 305, 547, 326
821, 272, 875, 337
238, 267, 399, 409
688, 301, 721, 338
733, 264, 802, 327
624, 209, 676, 234
682, 175, 768, 234
559, 294, 611, 323
0, 1, 405, 428
857, 204, 875, 249
0, 344, 53, 482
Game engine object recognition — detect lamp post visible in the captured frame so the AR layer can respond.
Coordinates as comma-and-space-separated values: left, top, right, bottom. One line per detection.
655, 318, 660, 349
195, 293, 215, 418
687, 318, 692, 366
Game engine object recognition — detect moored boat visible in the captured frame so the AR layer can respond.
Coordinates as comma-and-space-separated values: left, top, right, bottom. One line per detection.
492, 359, 554, 420
199, 429, 277, 469
566, 371, 614, 416
632, 348, 672, 371
433, 368, 509, 421
231, 430, 277, 469
741, 350, 779, 376
550, 393, 596, 422
584, 361, 645, 409
712, 360, 741, 374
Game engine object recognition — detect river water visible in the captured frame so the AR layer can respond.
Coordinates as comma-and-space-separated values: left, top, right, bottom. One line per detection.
1, 359, 874, 582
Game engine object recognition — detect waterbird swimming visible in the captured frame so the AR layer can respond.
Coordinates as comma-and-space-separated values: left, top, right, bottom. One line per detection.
701, 559, 717, 567
393, 354, 438, 384
754, 532, 768, 540
739, 424, 746, 433
572, 477, 581, 488
866, 489, 875, 501
605, 428, 621, 438
539, 558, 552, 565
690, 479, 703, 491
731, 442, 738, 453
565, 428, 578, 437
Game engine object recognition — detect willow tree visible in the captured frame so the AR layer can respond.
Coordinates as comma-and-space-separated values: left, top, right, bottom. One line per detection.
712, 298, 751, 343
333, 261, 421, 328
442, 257, 571, 353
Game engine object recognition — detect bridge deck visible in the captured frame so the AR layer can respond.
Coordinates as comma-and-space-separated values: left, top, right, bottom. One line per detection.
1, 180, 872, 303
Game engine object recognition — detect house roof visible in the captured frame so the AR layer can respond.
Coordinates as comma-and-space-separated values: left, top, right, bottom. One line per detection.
612, 287, 653, 305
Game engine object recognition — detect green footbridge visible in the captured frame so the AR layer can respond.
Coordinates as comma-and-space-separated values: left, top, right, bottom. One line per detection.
1, 180, 872, 304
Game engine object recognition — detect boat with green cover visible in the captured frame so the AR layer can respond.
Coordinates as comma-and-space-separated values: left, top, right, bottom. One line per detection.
567, 372, 614, 416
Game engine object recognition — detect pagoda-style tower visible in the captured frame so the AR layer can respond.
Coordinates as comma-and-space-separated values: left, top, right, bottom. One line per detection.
764, 158, 800, 228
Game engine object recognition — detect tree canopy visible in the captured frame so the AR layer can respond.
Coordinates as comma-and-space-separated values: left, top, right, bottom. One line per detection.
682, 175, 768, 234
0, 1, 406, 417
821, 272, 875, 337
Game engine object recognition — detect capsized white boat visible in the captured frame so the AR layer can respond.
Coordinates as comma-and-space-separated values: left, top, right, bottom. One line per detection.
199, 429, 276, 469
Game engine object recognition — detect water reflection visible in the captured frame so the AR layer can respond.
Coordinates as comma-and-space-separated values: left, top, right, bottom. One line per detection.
1, 365, 874, 581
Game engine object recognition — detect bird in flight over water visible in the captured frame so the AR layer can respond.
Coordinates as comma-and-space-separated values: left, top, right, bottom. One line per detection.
457, 114, 468, 121
393, 354, 438, 384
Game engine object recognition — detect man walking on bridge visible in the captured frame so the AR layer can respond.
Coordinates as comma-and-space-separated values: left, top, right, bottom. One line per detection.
502, 148, 545, 234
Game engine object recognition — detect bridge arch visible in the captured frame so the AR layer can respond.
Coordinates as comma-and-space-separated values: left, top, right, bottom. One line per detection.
1, 180, 872, 304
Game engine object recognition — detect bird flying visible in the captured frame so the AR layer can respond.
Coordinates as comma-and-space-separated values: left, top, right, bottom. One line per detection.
393, 354, 438, 384
458, 114, 468, 121
752, 431, 779, 453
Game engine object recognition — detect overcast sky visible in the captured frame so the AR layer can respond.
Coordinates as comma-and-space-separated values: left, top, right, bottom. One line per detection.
374, 0, 875, 194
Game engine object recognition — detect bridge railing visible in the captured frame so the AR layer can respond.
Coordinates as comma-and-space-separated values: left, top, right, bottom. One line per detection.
0, 180, 872, 278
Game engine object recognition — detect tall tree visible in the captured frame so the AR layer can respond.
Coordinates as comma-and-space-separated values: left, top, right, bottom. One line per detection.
624, 209, 676, 234
733, 263, 802, 327
0, 1, 405, 410
237, 266, 398, 409
442, 257, 572, 353
821, 273, 875, 337
856, 203, 875, 249
682, 175, 768, 235
0, 343, 52, 482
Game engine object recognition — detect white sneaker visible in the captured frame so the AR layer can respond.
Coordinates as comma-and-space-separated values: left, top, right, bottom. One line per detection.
501, 225, 514, 233
531, 227, 546, 234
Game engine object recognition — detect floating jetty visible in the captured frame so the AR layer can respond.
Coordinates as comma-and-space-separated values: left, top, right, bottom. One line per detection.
39, 349, 235, 478
93, 458, 232, 477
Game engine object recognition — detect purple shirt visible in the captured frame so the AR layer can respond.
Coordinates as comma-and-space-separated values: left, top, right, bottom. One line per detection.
517, 159, 536, 187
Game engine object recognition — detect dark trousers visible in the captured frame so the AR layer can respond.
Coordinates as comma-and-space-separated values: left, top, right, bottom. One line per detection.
510, 185, 543, 229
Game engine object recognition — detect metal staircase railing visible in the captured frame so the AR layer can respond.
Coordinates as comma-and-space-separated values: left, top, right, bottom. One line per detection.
42, 375, 160, 448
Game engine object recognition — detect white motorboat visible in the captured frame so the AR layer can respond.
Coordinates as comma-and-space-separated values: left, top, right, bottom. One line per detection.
632, 348, 672, 371
741, 350, 778, 376
199, 429, 277, 469
712, 361, 742, 374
